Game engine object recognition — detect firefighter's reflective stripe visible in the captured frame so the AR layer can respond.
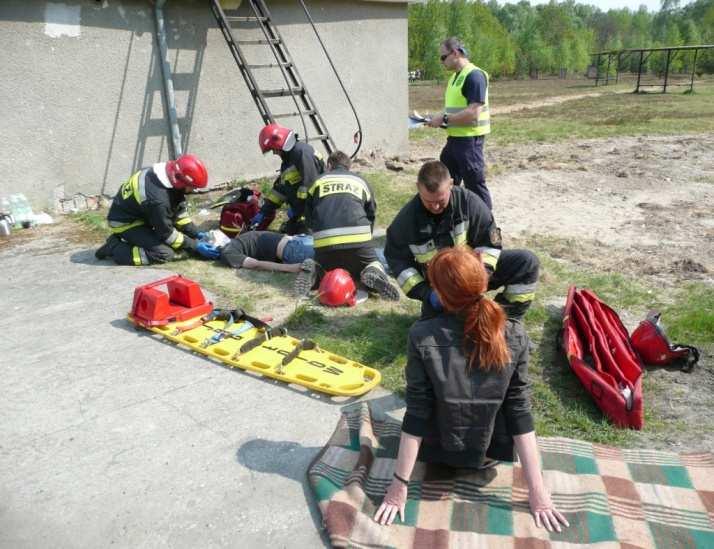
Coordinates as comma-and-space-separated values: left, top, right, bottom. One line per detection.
312, 225, 372, 248
445, 105, 491, 127
266, 188, 286, 206
132, 246, 149, 266
451, 221, 469, 246
165, 229, 184, 250
281, 166, 302, 185
397, 267, 424, 294
475, 246, 501, 269
409, 240, 437, 264
308, 174, 371, 201
504, 282, 537, 303
444, 63, 490, 137
175, 210, 192, 227
297, 185, 308, 200
108, 219, 145, 233
119, 171, 148, 204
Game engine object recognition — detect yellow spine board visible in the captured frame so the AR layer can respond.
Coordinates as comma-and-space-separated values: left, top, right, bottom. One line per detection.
128, 316, 381, 397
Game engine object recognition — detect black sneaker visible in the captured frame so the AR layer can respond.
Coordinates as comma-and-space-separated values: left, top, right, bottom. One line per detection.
95, 235, 120, 260
294, 258, 318, 297
360, 265, 400, 301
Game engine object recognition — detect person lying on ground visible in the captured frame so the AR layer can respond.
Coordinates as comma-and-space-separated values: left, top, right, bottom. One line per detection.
294, 150, 400, 301
374, 246, 569, 533
220, 230, 314, 273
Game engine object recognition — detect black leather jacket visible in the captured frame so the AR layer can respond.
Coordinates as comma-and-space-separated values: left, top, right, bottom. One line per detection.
402, 315, 534, 468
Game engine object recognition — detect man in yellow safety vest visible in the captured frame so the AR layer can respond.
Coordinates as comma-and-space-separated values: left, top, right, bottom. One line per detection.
427, 37, 493, 210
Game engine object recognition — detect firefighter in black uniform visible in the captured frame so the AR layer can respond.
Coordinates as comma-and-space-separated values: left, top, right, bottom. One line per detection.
295, 151, 400, 301
385, 160, 539, 319
95, 154, 220, 266
251, 123, 325, 235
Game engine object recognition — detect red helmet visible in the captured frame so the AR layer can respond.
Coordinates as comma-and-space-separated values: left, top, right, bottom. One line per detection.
318, 269, 356, 307
167, 154, 208, 189
258, 123, 296, 154
630, 311, 699, 372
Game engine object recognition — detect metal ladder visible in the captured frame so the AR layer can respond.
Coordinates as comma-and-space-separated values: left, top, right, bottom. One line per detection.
209, 0, 335, 155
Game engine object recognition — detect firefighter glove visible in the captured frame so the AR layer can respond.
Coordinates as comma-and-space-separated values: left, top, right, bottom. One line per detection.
428, 290, 443, 312
196, 242, 220, 260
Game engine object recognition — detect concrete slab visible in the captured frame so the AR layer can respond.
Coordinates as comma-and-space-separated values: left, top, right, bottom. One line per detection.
0, 231, 405, 548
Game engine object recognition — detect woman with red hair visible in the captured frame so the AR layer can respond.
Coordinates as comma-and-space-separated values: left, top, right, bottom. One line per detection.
374, 246, 568, 532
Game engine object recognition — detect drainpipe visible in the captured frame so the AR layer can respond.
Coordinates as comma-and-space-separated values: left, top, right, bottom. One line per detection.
154, 0, 183, 158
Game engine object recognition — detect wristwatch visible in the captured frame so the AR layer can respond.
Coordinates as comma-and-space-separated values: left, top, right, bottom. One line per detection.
442, 114, 449, 126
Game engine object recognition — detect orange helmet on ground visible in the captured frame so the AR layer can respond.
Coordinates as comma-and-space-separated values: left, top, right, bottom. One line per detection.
258, 123, 296, 154
167, 154, 208, 190
318, 269, 356, 307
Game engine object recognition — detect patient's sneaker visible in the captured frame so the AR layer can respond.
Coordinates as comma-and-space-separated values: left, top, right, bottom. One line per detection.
294, 258, 318, 297
360, 264, 400, 301
94, 234, 121, 260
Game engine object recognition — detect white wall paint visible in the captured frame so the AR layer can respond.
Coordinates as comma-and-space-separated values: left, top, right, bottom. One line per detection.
44, 2, 81, 38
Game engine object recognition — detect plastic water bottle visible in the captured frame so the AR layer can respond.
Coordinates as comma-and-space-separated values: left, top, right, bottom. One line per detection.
9, 194, 33, 228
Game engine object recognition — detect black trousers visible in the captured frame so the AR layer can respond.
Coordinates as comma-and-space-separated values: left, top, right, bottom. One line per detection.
314, 245, 380, 282
109, 226, 176, 266
440, 136, 492, 210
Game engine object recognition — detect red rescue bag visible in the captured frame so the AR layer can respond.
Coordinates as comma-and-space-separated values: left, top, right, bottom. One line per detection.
561, 286, 644, 429
216, 187, 261, 238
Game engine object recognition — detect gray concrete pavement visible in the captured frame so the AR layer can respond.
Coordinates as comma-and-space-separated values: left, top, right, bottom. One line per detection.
0, 231, 404, 548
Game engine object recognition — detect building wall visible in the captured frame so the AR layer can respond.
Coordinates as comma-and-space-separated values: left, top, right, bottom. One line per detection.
0, 0, 408, 209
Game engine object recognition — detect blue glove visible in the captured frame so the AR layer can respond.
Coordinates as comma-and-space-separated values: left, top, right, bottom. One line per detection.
286, 207, 295, 219
428, 290, 443, 312
196, 232, 208, 241
196, 242, 220, 260
250, 212, 264, 228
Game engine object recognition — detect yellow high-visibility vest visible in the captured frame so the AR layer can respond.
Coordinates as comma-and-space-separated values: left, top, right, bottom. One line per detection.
444, 63, 490, 137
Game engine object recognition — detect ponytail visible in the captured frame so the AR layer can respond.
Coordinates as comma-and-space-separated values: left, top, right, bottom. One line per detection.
463, 296, 509, 371
428, 246, 511, 371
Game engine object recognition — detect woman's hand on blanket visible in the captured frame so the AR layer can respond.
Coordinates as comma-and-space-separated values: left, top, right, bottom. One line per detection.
373, 480, 407, 526
529, 488, 570, 532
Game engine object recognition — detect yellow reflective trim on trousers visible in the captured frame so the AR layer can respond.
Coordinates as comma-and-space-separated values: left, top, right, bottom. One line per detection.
504, 292, 535, 303
401, 272, 424, 294
132, 246, 142, 266
313, 232, 372, 248
109, 219, 145, 233
296, 186, 308, 199
175, 217, 192, 227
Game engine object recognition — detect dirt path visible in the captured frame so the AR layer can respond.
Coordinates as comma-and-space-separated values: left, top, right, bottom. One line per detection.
491, 90, 625, 115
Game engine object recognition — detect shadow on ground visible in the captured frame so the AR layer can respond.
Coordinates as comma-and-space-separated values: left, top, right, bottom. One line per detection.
237, 439, 329, 548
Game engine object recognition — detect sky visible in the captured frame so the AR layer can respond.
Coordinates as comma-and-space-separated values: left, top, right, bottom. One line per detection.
517, 0, 694, 12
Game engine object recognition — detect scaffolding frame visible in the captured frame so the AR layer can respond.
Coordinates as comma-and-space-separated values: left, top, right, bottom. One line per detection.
590, 44, 714, 93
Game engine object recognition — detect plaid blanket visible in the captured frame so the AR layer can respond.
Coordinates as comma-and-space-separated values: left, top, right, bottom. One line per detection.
308, 404, 714, 548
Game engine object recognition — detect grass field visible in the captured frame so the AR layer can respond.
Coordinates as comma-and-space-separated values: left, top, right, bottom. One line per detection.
70, 77, 713, 448
411, 78, 714, 146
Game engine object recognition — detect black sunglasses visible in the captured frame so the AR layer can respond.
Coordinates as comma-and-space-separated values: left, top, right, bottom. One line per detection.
440, 51, 453, 62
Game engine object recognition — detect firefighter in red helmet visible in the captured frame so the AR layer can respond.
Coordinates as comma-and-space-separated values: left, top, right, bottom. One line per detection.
95, 154, 220, 265
251, 123, 325, 235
